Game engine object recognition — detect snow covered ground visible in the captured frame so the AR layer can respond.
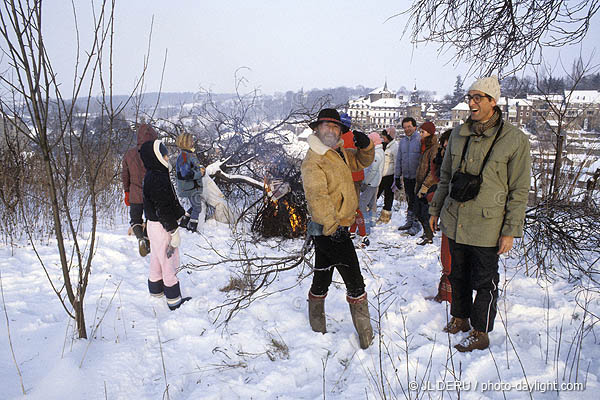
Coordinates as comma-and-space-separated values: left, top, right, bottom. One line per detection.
1, 204, 599, 399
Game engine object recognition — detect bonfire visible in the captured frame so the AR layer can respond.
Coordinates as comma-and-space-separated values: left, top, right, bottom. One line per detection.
252, 177, 307, 239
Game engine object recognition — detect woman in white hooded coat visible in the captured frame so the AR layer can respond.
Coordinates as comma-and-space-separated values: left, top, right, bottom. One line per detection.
376, 128, 399, 223
358, 132, 385, 246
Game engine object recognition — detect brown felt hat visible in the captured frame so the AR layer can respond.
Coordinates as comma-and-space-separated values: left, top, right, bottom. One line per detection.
308, 108, 349, 133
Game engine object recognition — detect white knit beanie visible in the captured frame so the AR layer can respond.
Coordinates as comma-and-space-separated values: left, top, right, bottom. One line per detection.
468, 75, 501, 102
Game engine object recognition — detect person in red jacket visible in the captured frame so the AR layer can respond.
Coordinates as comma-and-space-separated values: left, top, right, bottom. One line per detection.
340, 113, 367, 240
122, 124, 158, 256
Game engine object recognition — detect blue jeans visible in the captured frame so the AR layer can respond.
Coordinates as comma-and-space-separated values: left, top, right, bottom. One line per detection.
359, 185, 378, 235
184, 192, 203, 221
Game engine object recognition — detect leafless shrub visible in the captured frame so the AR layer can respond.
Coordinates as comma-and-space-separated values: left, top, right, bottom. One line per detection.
0, 0, 145, 338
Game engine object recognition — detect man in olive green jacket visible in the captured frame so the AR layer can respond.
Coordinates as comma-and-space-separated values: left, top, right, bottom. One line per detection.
429, 76, 531, 352
301, 108, 375, 349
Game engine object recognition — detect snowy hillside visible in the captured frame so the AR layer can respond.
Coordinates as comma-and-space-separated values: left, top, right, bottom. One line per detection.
0, 204, 598, 399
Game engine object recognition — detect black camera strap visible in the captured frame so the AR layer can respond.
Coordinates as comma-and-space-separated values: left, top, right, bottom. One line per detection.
459, 121, 504, 177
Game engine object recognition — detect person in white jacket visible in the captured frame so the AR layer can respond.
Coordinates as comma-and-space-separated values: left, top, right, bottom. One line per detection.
358, 132, 385, 246
376, 127, 399, 223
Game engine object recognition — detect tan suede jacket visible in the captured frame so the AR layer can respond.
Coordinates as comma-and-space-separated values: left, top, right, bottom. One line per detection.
301, 133, 374, 236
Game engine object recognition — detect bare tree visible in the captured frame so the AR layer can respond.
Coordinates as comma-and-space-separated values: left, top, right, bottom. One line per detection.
0, 0, 144, 338
401, 0, 599, 76
518, 57, 600, 284
528, 56, 600, 199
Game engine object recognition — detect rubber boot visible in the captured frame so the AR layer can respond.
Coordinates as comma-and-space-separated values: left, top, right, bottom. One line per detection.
308, 291, 327, 333
377, 210, 392, 224
443, 317, 471, 334
455, 329, 490, 352
148, 279, 165, 298
164, 282, 191, 311
347, 293, 373, 349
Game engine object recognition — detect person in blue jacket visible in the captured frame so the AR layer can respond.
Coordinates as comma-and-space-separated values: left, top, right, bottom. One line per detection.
394, 117, 423, 236
175, 133, 205, 232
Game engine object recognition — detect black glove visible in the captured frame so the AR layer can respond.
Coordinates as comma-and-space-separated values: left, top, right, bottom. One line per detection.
330, 226, 350, 243
395, 178, 403, 191
352, 130, 370, 149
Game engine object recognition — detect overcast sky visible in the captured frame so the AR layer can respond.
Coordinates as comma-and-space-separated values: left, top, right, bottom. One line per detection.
40, 0, 599, 98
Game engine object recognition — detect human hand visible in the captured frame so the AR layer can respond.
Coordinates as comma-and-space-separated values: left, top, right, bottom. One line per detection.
497, 235, 514, 255
330, 226, 350, 243
429, 215, 439, 233
394, 178, 403, 192
352, 130, 370, 149
124, 191, 130, 206
166, 228, 181, 258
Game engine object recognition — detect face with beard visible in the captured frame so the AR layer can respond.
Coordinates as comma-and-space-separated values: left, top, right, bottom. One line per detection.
315, 122, 342, 148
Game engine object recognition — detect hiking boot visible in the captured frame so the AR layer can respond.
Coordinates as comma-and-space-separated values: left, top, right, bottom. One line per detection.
347, 293, 373, 349
188, 220, 198, 233
360, 236, 370, 248
138, 238, 151, 257
417, 222, 434, 245
377, 210, 392, 224
397, 221, 412, 231
308, 291, 327, 333
443, 317, 470, 334
417, 237, 433, 245
454, 329, 489, 352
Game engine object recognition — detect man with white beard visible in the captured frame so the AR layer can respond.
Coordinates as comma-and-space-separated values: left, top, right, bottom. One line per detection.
301, 108, 375, 349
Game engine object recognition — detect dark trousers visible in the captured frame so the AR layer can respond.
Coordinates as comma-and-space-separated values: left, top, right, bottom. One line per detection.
130, 203, 144, 226
403, 178, 417, 215
376, 175, 394, 211
448, 239, 500, 332
310, 234, 366, 298
414, 196, 432, 236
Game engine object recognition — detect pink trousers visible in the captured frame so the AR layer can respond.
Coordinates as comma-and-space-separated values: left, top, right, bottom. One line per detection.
147, 221, 180, 287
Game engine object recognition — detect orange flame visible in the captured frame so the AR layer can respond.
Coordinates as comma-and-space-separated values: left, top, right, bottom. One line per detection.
283, 200, 301, 232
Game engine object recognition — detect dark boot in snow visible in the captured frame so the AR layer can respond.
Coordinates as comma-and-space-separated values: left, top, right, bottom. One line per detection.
169, 297, 192, 311
397, 221, 412, 231
443, 317, 470, 334
148, 279, 165, 298
347, 293, 373, 349
188, 219, 198, 233
132, 224, 150, 257
179, 214, 191, 230
164, 282, 191, 310
308, 291, 327, 333
455, 329, 489, 352
417, 223, 433, 245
